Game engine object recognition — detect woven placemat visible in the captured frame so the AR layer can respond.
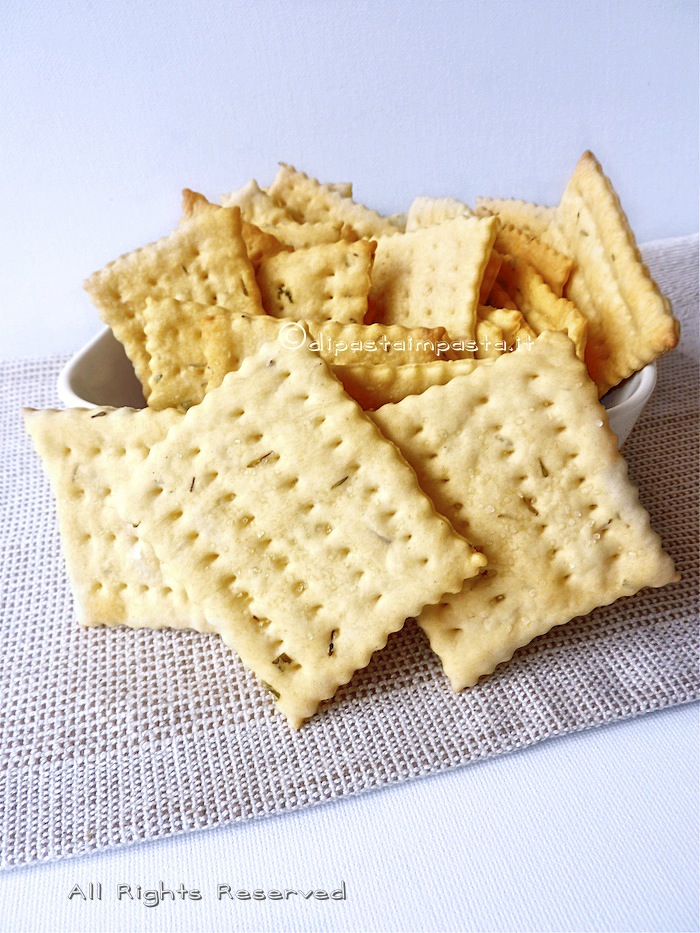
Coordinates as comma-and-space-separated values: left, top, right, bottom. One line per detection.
1, 236, 697, 869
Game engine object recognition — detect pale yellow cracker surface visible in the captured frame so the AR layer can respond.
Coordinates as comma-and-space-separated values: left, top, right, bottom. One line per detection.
494, 223, 572, 296
113, 341, 483, 727
477, 304, 528, 349
256, 239, 376, 323
201, 312, 450, 392
268, 163, 399, 238
475, 197, 555, 237
474, 318, 506, 359
241, 221, 290, 269
182, 188, 289, 269
23, 407, 212, 633
405, 195, 473, 231
542, 151, 680, 394
334, 358, 485, 409
220, 178, 292, 226
84, 200, 262, 396
497, 255, 588, 361
368, 215, 498, 338
262, 219, 347, 249
371, 331, 678, 691
143, 297, 212, 410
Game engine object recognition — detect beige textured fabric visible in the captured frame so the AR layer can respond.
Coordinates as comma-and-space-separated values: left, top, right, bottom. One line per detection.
0, 236, 697, 868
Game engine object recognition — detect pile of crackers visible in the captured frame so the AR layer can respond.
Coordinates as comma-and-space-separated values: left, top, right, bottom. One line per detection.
26, 153, 680, 728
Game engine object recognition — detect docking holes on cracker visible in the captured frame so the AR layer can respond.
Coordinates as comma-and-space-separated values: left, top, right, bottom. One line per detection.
24, 153, 680, 726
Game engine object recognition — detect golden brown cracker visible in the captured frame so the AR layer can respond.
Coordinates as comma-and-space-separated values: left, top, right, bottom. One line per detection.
543, 151, 679, 394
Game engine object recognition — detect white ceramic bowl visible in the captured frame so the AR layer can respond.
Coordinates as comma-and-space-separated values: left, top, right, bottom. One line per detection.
57, 327, 656, 446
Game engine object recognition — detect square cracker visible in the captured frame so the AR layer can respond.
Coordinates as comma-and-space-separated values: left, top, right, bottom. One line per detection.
23, 406, 212, 634
368, 215, 498, 337
371, 331, 678, 691
111, 340, 484, 727
84, 200, 262, 395
268, 163, 399, 238
182, 188, 290, 269
256, 238, 376, 323
543, 151, 680, 395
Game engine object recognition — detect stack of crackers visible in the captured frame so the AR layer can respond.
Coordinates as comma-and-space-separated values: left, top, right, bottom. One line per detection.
25, 152, 680, 728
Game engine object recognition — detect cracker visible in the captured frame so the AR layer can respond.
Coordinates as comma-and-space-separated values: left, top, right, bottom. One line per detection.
368, 215, 498, 337
182, 188, 290, 268
477, 304, 526, 349
497, 255, 588, 361
371, 331, 678, 691
220, 178, 291, 226
112, 340, 484, 727
268, 163, 399, 238
84, 199, 262, 396
487, 281, 518, 311
405, 195, 473, 231
542, 151, 680, 394
334, 358, 485, 409
474, 318, 507, 359
475, 197, 555, 237
201, 312, 450, 392
264, 219, 348, 249
143, 297, 212, 410
478, 250, 503, 305
493, 223, 572, 296
23, 407, 212, 633
256, 238, 376, 323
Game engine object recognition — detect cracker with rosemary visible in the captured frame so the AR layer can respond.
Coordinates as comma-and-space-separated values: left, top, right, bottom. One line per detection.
368, 215, 498, 337
268, 163, 398, 238
84, 200, 262, 396
142, 297, 212, 410
256, 238, 376, 323
201, 312, 451, 393
182, 188, 290, 269
23, 406, 212, 634
371, 331, 678, 691
542, 150, 680, 395
111, 340, 483, 727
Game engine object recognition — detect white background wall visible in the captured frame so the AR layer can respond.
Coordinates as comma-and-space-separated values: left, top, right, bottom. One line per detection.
1, 0, 698, 360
